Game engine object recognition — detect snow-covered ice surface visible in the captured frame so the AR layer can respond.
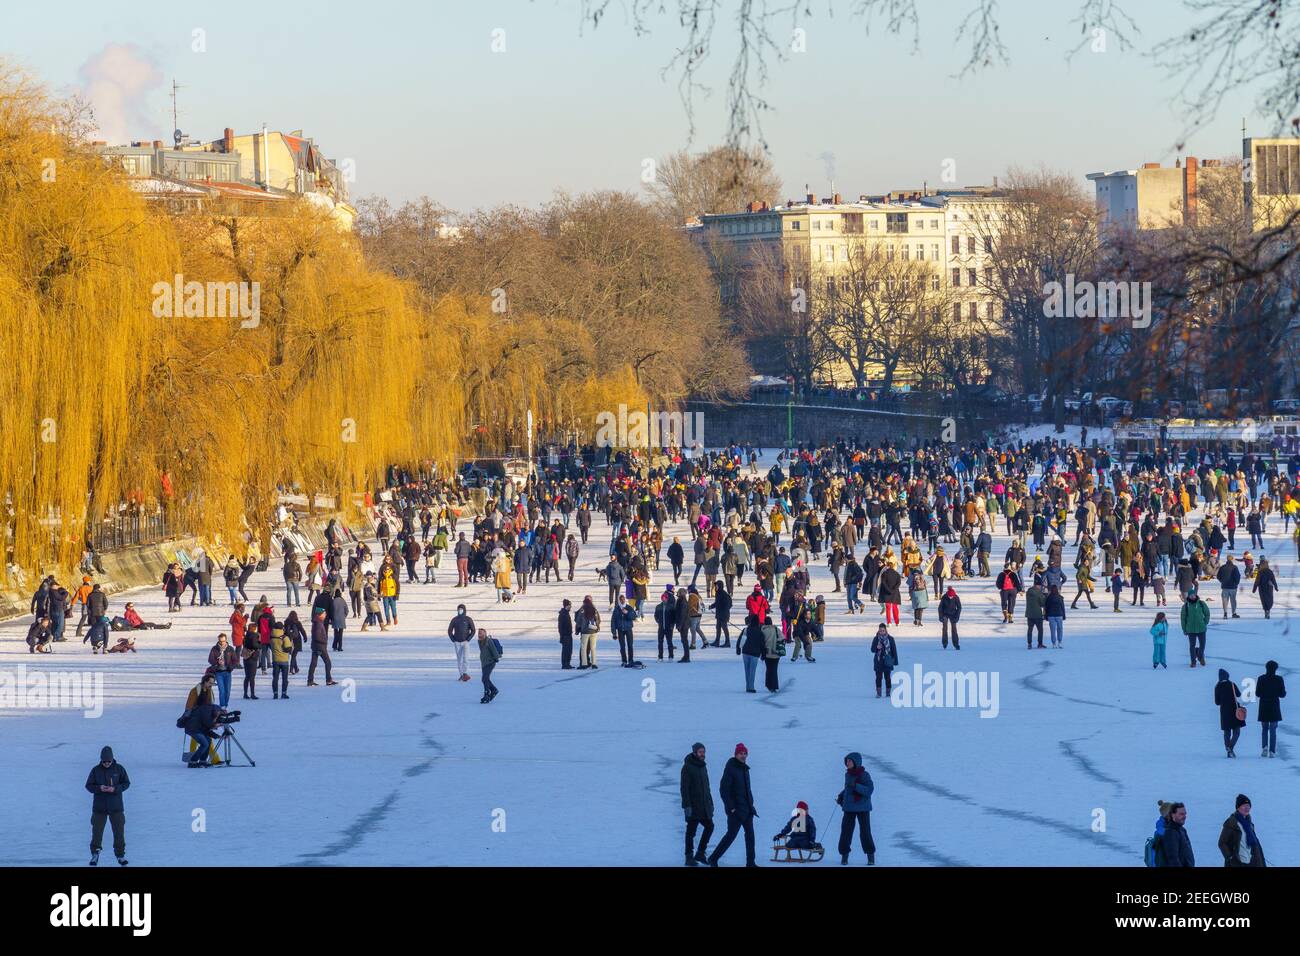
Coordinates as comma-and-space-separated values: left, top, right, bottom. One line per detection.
2, 460, 1297, 867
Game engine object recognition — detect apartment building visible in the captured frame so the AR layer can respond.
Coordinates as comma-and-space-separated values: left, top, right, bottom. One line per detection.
1086, 156, 1238, 232
699, 189, 1005, 386
96, 125, 355, 229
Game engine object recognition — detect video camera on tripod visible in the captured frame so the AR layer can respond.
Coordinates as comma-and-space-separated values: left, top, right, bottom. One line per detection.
215, 710, 241, 726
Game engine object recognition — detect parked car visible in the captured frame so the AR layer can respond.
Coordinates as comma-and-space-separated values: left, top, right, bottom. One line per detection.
1096, 396, 1125, 416
1272, 398, 1300, 415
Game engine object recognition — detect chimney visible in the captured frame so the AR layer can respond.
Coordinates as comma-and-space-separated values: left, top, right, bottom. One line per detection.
832, 192, 841, 204
153, 139, 163, 149
1183, 156, 1199, 227
223, 127, 235, 153
993, 175, 998, 188
806, 192, 815, 204
1142, 162, 1161, 169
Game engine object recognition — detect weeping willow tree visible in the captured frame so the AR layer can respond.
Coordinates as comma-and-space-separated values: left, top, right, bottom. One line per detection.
437, 295, 648, 454
0, 67, 464, 581
2, 64, 651, 585
0, 66, 178, 581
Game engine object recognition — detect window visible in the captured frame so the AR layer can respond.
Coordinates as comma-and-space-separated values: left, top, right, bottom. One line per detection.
951, 235, 960, 254
983, 237, 993, 253
951, 268, 961, 286
931, 276, 940, 291
813, 245, 822, 262
968, 268, 977, 287
967, 236, 975, 254
843, 213, 864, 234
826, 218, 835, 231
869, 219, 879, 231
953, 302, 962, 322
790, 220, 801, 230
932, 243, 940, 260
986, 301, 994, 321
901, 245, 910, 261
826, 277, 836, 296
813, 219, 822, 230
984, 267, 993, 286
917, 243, 925, 261
826, 245, 836, 263
886, 213, 909, 233
969, 302, 978, 321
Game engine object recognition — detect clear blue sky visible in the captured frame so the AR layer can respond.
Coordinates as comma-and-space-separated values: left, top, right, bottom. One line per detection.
2, 0, 1264, 211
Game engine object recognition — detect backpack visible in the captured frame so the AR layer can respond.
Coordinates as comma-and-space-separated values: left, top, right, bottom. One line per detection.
490, 637, 504, 658
1143, 832, 1166, 867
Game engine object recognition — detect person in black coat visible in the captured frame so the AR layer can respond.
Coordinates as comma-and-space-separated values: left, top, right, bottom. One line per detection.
937, 587, 962, 650
707, 743, 758, 867
680, 743, 714, 866
1159, 802, 1195, 867
870, 625, 899, 698
654, 590, 677, 660
85, 746, 130, 865
184, 698, 222, 768
667, 538, 685, 585
1256, 660, 1286, 757
709, 582, 733, 647
558, 600, 574, 669
1252, 559, 1279, 619
1215, 669, 1245, 757
307, 611, 336, 686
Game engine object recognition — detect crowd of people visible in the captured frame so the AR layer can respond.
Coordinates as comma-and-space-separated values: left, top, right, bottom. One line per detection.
31, 433, 1295, 864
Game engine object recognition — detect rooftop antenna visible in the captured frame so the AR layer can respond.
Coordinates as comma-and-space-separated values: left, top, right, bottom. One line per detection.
170, 78, 186, 148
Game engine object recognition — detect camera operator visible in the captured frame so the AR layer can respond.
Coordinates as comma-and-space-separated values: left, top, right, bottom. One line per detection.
184, 688, 225, 768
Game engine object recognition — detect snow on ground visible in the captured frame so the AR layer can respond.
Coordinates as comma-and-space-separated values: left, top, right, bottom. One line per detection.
1005, 424, 1115, 449
2, 458, 1297, 867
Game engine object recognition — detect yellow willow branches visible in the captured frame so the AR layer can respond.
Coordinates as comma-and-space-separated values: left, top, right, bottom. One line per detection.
0, 66, 652, 583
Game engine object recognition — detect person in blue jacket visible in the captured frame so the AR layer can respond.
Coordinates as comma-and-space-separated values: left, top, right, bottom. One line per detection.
837, 751, 876, 865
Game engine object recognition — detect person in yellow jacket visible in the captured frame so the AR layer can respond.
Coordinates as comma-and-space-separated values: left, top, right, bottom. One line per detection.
270, 621, 293, 699
379, 562, 399, 625
769, 507, 786, 541
183, 675, 223, 765
901, 537, 922, 575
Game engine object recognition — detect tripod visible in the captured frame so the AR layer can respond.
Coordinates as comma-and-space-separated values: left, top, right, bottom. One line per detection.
214, 727, 256, 767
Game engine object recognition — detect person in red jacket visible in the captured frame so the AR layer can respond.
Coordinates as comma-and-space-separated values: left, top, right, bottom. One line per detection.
229, 604, 247, 649
745, 584, 769, 622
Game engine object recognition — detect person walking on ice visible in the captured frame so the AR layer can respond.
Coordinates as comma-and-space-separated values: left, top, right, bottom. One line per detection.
680, 742, 714, 866
706, 743, 758, 867
1150, 612, 1168, 669
447, 604, 476, 683
85, 745, 130, 866
836, 752, 876, 865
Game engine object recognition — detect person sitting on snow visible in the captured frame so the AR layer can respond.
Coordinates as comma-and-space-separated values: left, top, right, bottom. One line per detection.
112, 602, 172, 631
774, 801, 818, 849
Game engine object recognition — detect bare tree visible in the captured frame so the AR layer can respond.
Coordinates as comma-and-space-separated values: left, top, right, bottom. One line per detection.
813, 245, 949, 392
645, 145, 782, 223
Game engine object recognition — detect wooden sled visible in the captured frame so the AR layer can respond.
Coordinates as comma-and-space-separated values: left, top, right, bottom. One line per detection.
771, 840, 824, 863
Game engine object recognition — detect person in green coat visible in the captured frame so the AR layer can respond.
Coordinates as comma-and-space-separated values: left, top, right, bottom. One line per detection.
478, 629, 502, 703
1180, 588, 1210, 668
